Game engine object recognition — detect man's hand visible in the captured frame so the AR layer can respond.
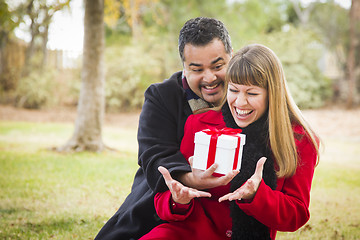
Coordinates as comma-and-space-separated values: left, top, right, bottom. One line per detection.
219, 157, 266, 202
158, 166, 211, 204
178, 156, 239, 190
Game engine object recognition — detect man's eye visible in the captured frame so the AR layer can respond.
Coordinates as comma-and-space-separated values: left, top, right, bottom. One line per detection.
192, 69, 203, 72
214, 64, 223, 70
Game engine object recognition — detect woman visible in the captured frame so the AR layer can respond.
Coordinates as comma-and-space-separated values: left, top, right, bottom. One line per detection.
140, 44, 320, 240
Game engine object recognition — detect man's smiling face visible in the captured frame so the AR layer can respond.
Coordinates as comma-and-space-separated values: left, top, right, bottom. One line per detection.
183, 39, 231, 106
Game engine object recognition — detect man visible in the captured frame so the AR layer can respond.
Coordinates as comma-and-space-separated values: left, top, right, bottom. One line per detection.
95, 17, 234, 240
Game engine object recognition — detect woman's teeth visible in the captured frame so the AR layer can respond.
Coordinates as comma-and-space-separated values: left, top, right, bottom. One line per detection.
236, 108, 252, 116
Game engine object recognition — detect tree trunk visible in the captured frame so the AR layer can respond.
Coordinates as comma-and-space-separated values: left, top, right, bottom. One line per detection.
22, 11, 38, 77
41, 9, 52, 70
346, 0, 359, 108
58, 0, 105, 152
41, 24, 49, 70
291, 0, 315, 26
130, 0, 141, 41
0, 33, 9, 90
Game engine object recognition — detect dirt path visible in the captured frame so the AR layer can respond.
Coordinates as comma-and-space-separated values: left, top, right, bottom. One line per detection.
1, 105, 360, 139
302, 107, 360, 139
0, 105, 140, 129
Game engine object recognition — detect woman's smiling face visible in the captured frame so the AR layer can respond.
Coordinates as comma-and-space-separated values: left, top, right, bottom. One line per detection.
227, 82, 268, 128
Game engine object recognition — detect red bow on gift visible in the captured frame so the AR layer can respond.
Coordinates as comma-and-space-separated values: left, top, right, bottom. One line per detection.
202, 128, 243, 171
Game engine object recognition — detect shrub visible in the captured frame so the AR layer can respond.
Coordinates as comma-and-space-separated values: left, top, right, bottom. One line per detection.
14, 68, 59, 109
258, 27, 332, 109
104, 36, 174, 111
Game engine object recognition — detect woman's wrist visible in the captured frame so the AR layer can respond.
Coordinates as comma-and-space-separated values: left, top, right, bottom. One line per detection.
170, 198, 192, 214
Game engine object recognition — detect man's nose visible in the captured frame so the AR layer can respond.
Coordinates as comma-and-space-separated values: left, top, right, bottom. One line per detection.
203, 69, 216, 83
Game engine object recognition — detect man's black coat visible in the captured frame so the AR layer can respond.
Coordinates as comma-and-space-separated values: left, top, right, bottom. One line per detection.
95, 71, 193, 240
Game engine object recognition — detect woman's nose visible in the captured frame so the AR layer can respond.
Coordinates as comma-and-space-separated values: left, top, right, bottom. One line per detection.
235, 93, 247, 106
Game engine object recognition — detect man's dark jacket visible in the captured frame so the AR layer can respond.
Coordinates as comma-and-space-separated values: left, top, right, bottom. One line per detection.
95, 71, 193, 240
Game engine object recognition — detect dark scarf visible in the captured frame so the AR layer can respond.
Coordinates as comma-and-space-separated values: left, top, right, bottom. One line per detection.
221, 103, 277, 240
182, 75, 212, 113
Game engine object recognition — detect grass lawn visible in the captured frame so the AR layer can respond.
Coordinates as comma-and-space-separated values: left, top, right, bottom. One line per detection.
0, 120, 359, 239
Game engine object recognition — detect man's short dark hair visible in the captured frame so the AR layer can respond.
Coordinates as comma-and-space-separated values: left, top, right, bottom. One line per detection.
178, 17, 232, 62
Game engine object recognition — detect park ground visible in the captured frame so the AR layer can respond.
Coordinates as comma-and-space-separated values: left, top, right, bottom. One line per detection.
0, 104, 359, 239
1, 104, 360, 137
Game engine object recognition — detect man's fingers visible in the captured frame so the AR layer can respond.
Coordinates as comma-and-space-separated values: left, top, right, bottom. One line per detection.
188, 156, 194, 167
203, 163, 218, 177
220, 169, 239, 184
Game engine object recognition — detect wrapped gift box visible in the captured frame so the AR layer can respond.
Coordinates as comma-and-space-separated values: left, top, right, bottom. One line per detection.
193, 128, 246, 175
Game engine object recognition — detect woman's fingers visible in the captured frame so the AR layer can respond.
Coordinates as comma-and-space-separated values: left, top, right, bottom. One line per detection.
159, 166, 211, 204
254, 157, 267, 178
219, 157, 268, 202
219, 190, 242, 202
158, 166, 173, 183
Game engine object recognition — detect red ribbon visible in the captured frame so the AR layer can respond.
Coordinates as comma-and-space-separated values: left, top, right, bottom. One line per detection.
202, 128, 243, 170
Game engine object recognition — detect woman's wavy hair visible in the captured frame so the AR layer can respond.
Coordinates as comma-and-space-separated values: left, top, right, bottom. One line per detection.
225, 44, 319, 177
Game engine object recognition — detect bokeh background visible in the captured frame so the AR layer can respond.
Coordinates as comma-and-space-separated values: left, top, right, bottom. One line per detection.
1, 0, 359, 111
0, 0, 359, 239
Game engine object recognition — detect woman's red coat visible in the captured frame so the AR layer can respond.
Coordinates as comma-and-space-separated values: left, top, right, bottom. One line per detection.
140, 110, 318, 240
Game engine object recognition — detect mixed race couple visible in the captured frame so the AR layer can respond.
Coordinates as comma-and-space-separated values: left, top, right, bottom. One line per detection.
95, 17, 320, 240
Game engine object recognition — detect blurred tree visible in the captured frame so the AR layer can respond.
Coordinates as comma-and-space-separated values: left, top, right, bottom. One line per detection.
104, 0, 159, 40
21, 0, 70, 76
346, 0, 360, 108
261, 27, 331, 109
309, 2, 348, 61
58, 0, 106, 152
290, 0, 315, 26
158, 0, 228, 31
0, 0, 20, 90
218, 0, 290, 50
102, 0, 334, 110
104, 0, 121, 28
103, 0, 234, 111
2, 0, 339, 110
308, 1, 360, 106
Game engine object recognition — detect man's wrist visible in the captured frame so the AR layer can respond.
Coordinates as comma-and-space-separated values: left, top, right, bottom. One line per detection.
174, 172, 192, 187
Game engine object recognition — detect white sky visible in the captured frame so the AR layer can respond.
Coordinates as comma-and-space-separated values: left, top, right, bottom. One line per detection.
48, 0, 84, 51
301, 0, 350, 8
20, 0, 352, 52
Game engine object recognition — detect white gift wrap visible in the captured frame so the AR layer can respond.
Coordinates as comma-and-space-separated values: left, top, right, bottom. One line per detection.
193, 131, 246, 175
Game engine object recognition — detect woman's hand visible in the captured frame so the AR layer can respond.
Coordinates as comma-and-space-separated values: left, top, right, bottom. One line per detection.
158, 166, 212, 205
178, 157, 239, 190
219, 157, 267, 202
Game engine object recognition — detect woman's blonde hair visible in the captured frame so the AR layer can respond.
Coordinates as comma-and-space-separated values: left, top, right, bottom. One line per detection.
225, 44, 319, 178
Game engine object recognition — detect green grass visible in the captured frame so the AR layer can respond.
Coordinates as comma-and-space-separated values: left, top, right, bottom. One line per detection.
0, 121, 359, 239
0, 121, 139, 239
277, 138, 360, 240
